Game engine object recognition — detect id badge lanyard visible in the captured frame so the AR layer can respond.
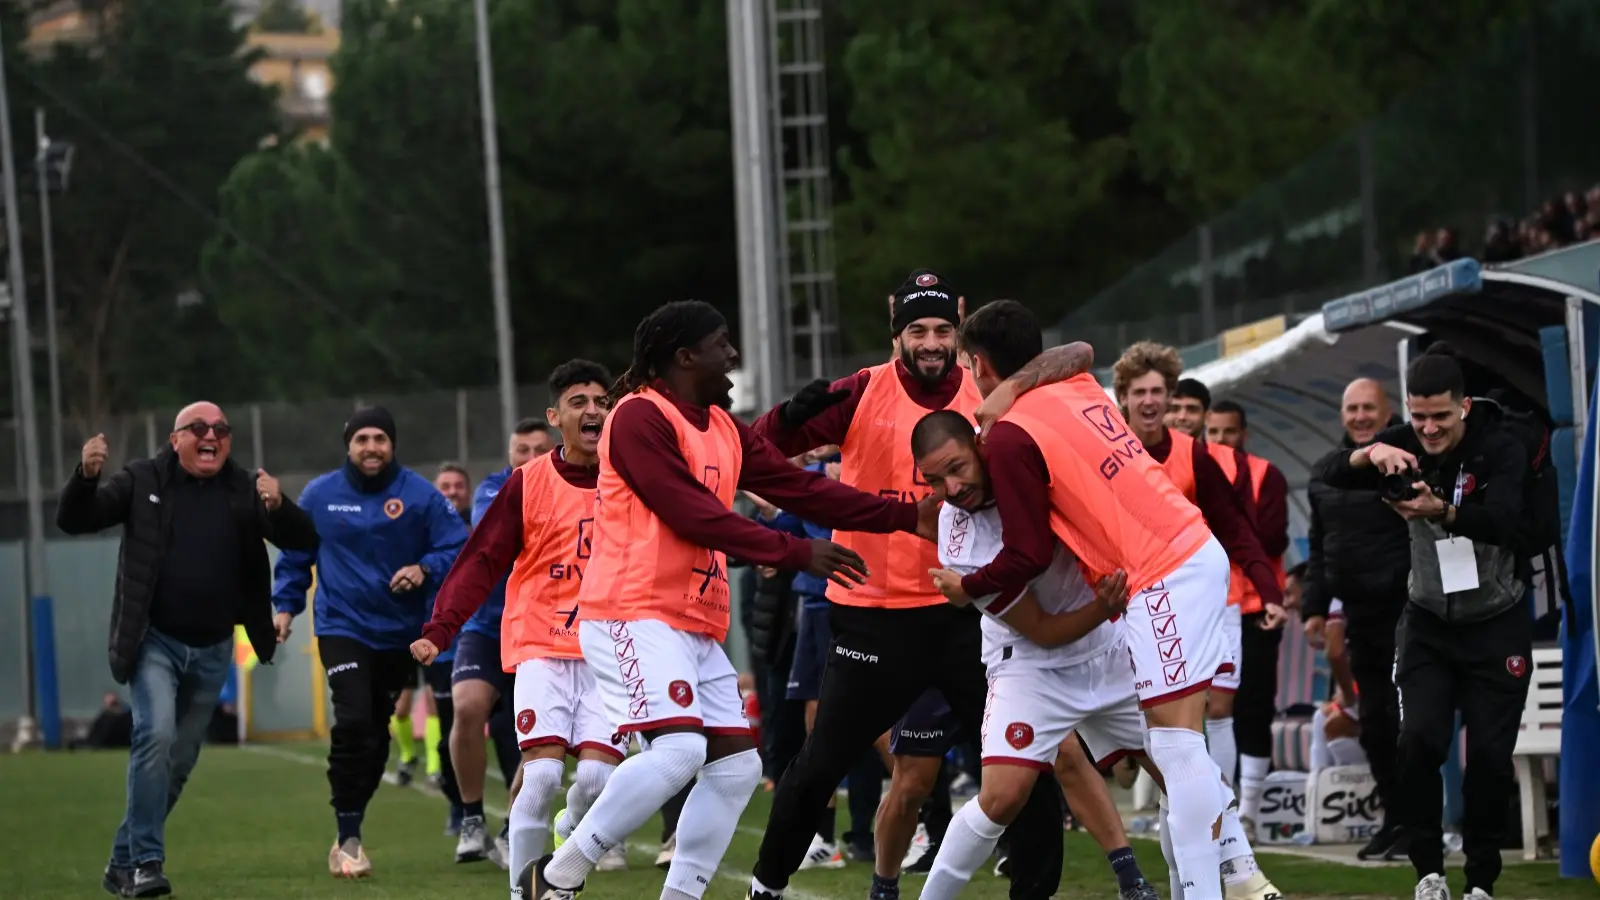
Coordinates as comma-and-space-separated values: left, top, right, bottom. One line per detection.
1452, 465, 1467, 508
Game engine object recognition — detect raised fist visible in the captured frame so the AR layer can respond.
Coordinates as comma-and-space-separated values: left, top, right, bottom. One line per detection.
82, 433, 109, 479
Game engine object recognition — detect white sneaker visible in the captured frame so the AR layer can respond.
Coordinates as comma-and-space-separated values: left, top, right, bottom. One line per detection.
797, 835, 846, 871
1415, 873, 1451, 900
456, 815, 491, 863
655, 833, 676, 870
1225, 869, 1283, 900
596, 843, 628, 872
901, 823, 930, 868
328, 838, 372, 878
488, 833, 510, 870
1463, 889, 1491, 900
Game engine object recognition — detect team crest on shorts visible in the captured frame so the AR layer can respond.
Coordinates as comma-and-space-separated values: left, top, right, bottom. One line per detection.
516, 708, 536, 733
383, 498, 404, 519
669, 680, 694, 708
1506, 655, 1527, 678
1005, 722, 1034, 750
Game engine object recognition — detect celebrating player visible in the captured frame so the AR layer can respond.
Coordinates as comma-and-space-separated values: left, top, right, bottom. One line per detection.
525, 301, 938, 900
944, 301, 1240, 900
413, 360, 629, 894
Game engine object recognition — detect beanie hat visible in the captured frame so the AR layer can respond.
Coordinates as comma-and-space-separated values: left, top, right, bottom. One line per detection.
344, 406, 397, 446
891, 269, 960, 335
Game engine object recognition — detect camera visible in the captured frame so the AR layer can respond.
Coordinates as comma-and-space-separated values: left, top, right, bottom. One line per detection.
1380, 469, 1423, 502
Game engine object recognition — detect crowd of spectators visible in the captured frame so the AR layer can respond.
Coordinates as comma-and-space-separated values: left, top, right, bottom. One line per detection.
1411, 184, 1600, 271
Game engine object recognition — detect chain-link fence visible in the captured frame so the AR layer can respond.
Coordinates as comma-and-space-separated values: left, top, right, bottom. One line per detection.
1060, 0, 1600, 362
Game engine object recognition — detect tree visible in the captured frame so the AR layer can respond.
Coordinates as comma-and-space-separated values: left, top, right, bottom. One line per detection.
18, 0, 280, 429
255, 0, 319, 35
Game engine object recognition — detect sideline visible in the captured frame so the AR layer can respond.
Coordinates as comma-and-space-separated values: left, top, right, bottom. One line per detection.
240, 744, 834, 900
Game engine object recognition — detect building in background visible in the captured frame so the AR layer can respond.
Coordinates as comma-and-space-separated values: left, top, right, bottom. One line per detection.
23, 0, 338, 144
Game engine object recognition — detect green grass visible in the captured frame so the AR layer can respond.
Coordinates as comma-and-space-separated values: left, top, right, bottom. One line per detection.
1, 742, 1586, 899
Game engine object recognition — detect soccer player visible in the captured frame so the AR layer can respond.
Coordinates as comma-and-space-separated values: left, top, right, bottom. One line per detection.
1205, 399, 1291, 834
271, 406, 469, 878
911, 409, 1158, 900
440, 419, 557, 866
525, 301, 939, 900
750, 270, 1093, 900
948, 301, 1247, 900
415, 361, 630, 893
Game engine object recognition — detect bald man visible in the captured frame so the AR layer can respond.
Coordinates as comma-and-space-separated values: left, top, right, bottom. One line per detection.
1302, 378, 1411, 861
57, 401, 320, 897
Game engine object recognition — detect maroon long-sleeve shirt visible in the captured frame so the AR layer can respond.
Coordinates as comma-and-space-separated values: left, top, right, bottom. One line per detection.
960, 424, 1283, 607
753, 359, 965, 455
1247, 458, 1291, 559
607, 385, 918, 572
421, 452, 597, 652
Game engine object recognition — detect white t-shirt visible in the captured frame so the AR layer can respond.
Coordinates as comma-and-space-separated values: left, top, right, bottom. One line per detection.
937, 503, 1123, 671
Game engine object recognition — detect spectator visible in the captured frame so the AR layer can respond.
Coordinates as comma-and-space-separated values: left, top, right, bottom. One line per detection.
270, 405, 469, 879
1302, 377, 1409, 860
1409, 231, 1435, 273
436, 463, 473, 523
1430, 227, 1462, 264
1481, 221, 1519, 264
69, 692, 133, 751
57, 401, 319, 898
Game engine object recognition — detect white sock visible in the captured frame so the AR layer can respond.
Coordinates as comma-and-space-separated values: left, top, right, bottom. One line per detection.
1158, 799, 1183, 900
509, 758, 565, 892
921, 800, 1007, 900
1328, 737, 1364, 767
557, 758, 616, 840
663, 749, 763, 900
1216, 780, 1258, 883
1237, 755, 1271, 824
1309, 707, 1333, 771
1147, 727, 1226, 900
1206, 716, 1237, 787
544, 732, 706, 889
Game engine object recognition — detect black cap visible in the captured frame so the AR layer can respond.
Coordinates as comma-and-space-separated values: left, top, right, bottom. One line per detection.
891, 269, 960, 334
344, 406, 397, 445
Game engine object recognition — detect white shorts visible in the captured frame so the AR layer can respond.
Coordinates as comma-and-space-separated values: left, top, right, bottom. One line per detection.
579, 618, 749, 737
1124, 536, 1234, 707
513, 657, 629, 761
981, 647, 1146, 770
1212, 604, 1243, 693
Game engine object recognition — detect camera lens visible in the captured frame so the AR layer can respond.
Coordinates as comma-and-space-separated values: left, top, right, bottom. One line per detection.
1381, 472, 1420, 502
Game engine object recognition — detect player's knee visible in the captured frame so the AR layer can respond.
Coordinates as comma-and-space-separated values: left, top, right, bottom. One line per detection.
649, 731, 709, 788
572, 758, 614, 804
521, 757, 566, 803
702, 747, 764, 797
975, 770, 1033, 826
1395, 722, 1449, 770
1207, 691, 1234, 718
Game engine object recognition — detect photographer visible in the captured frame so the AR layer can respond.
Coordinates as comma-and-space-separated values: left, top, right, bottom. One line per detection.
1316, 344, 1532, 900
1302, 378, 1410, 861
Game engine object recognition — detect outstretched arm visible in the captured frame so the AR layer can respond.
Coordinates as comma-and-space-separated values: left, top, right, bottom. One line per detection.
736, 422, 918, 536
421, 478, 526, 652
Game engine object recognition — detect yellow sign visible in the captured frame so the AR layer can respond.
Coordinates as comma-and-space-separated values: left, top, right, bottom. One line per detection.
1221, 315, 1287, 358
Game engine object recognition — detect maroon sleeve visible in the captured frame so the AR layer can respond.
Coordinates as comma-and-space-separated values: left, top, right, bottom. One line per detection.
1255, 463, 1291, 559
959, 422, 1056, 604
421, 476, 525, 651
734, 420, 918, 535
608, 400, 812, 571
750, 370, 872, 458
1192, 444, 1283, 608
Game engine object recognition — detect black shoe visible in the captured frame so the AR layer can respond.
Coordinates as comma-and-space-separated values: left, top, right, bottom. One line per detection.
1381, 830, 1413, 863
903, 842, 939, 874
993, 854, 1012, 879
843, 838, 876, 863
125, 862, 172, 898
102, 864, 132, 896
524, 853, 583, 900
1357, 824, 1402, 861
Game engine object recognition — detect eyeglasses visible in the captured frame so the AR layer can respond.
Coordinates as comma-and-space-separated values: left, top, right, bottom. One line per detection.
180, 421, 233, 439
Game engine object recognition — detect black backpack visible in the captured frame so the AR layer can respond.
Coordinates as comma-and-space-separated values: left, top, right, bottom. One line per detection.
1486, 397, 1571, 628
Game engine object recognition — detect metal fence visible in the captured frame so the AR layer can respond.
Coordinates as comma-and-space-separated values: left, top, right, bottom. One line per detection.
1060, 0, 1600, 362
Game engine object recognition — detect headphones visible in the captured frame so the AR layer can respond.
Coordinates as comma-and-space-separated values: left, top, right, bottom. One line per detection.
1460, 409, 1468, 421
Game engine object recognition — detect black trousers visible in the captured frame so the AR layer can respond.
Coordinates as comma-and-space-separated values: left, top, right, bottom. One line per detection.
418, 663, 464, 808
1235, 614, 1282, 760
754, 604, 1063, 899
321, 636, 418, 814
1394, 602, 1532, 893
488, 694, 521, 787
1344, 602, 1404, 829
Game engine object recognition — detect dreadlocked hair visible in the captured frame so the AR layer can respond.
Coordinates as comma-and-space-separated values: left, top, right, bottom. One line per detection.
611, 300, 726, 402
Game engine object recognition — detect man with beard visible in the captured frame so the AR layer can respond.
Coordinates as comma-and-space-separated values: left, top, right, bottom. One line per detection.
1302, 378, 1411, 860
747, 272, 1095, 900
524, 301, 939, 900
271, 406, 469, 878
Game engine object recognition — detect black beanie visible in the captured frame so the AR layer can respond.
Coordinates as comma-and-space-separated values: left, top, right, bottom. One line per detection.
891, 269, 960, 335
344, 406, 397, 445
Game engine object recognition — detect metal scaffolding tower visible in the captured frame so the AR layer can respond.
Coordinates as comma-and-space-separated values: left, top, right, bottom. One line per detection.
768, 0, 841, 386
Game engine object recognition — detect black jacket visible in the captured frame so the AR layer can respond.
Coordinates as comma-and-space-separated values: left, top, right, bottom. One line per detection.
748, 569, 800, 665
1317, 403, 1528, 623
1303, 434, 1412, 624
56, 448, 320, 684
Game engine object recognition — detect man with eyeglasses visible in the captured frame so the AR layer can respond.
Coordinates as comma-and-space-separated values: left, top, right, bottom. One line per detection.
57, 401, 320, 898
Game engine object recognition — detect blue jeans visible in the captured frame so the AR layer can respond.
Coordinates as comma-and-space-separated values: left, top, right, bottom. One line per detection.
109, 627, 233, 867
